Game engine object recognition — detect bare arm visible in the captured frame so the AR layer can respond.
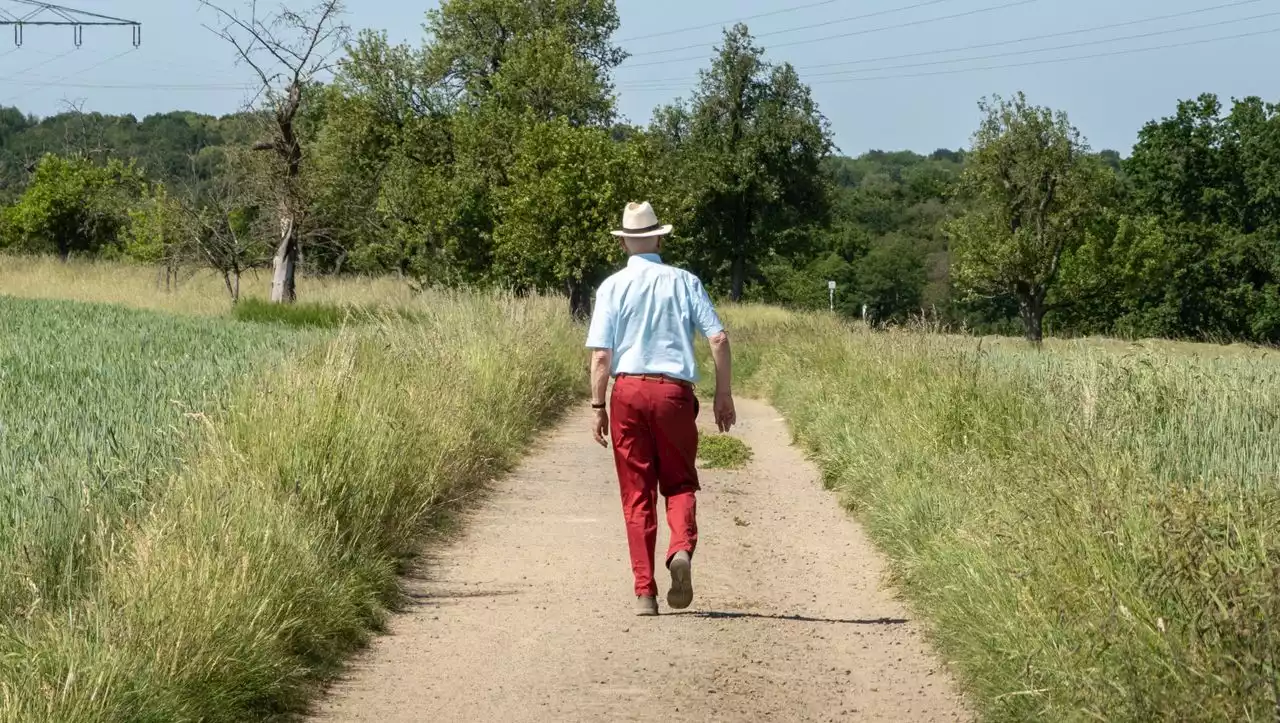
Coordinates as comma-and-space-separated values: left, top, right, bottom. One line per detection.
589, 348, 613, 447
709, 331, 731, 395
708, 331, 736, 432
590, 349, 612, 406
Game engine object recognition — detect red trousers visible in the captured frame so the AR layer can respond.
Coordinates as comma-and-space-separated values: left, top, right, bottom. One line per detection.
609, 375, 700, 597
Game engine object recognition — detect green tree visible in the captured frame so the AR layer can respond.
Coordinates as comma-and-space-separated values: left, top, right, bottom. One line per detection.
423, 0, 628, 290
1119, 94, 1280, 342
751, 252, 853, 312
308, 30, 464, 276
318, 0, 632, 302
816, 151, 963, 322
653, 24, 834, 301
122, 182, 185, 264
1055, 94, 1280, 343
855, 234, 928, 325
4, 154, 145, 260
947, 92, 1104, 343
491, 118, 642, 317
423, 0, 625, 125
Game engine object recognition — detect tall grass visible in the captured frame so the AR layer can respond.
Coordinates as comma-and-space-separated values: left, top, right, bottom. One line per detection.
0, 296, 307, 622
0, 292, 583, 721
231, 297, 424, 329
721, 307, 1280, 721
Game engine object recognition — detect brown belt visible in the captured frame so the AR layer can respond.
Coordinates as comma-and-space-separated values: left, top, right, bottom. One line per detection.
614, 373, 694, 389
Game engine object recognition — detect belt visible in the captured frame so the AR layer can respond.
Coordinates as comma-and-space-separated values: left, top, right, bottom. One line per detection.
615, 373, 694, 389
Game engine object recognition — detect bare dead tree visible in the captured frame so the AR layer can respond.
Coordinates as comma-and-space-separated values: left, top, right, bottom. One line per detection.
155, 242, 205, 293
168, 148, 275, 302
198, 0, 349, 303
185, 202, 272, 302
57, 98, 113, 163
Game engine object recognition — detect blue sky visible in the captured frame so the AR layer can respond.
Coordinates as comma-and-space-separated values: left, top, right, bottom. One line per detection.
0, 0, 1275, 155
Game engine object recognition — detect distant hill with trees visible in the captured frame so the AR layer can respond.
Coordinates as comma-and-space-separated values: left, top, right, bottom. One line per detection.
0, 0, 1276, 345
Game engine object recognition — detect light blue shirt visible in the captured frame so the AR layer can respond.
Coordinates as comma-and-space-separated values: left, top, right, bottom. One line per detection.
585, 253, 724, 383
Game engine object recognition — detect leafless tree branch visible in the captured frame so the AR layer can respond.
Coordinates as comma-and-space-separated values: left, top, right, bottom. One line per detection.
199, 1, 349, 108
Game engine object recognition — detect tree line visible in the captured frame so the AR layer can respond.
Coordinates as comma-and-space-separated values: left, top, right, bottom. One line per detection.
0, 0, 1276, 345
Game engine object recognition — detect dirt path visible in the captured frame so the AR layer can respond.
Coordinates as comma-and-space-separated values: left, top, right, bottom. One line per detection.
313, 398, 970, 722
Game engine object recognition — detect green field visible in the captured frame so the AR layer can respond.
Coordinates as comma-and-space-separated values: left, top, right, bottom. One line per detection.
0, 296, 307, 621
0, 289, 582, 722
723, 307, 1280, 721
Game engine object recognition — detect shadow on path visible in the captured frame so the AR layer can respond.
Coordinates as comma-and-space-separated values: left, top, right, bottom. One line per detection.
670, 611, 909, 625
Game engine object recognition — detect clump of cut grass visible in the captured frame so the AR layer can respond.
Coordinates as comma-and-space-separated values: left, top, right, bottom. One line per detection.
723, 305, 1280, 722
698, 434, 753, 469
0, 291, 583, 722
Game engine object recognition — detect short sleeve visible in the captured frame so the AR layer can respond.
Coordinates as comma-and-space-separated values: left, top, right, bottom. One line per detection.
585, 283, 616, 349
689, 276, 724, 338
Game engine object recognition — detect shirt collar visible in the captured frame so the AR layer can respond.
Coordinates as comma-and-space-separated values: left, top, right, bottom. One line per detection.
628, 253, 662, 267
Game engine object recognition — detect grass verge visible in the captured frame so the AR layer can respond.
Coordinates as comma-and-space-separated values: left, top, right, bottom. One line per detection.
0, 292, 582, 722
720, 306, 1280, 722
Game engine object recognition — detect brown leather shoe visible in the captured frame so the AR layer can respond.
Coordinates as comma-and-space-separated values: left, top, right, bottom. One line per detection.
635, 595, 658, 616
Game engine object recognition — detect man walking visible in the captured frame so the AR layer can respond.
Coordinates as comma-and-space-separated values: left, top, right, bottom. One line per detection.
585, 201, 736, 617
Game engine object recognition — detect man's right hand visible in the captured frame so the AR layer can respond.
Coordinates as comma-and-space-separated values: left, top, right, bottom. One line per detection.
713, 391, 736, 433
707, 330, 734, 433
592, 408, 610, 448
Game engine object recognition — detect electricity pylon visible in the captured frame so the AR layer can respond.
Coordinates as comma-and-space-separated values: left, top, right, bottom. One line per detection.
0, 1, 140, 47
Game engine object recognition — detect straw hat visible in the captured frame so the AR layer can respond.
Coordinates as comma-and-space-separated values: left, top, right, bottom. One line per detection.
610, 201, 673, 238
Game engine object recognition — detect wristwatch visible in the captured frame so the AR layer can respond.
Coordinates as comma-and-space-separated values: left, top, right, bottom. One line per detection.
592, 402, 606, 409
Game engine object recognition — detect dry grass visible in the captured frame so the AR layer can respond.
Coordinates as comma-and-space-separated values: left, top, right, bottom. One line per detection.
0, 254, 419, 316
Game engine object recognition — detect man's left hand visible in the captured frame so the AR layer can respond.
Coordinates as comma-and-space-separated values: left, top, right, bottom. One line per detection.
592, 409, 610, 448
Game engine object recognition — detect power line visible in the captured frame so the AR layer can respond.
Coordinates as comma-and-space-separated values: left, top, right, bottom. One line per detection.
621, 5, 1280, 88
3, 44, 133, 102
0, 48, 256, 89
618, 0, 844, 42
801, 9, 1280, 79
0, 44, 74, 79
5, 79, 252, 89
623, 0, 1041, 68
814, 25, 1280, 84
621, 26, 1280, 91
21, 65, 254, 86
629, 0, 959, 57
803, 0, 1266, 71
622, 0, 1267, 84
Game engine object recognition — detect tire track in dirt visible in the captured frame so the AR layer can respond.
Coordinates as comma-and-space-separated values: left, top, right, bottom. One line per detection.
312, 398, 970, 722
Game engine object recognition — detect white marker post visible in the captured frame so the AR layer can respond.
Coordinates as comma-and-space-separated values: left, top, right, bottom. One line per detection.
827, 280, 836, 312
